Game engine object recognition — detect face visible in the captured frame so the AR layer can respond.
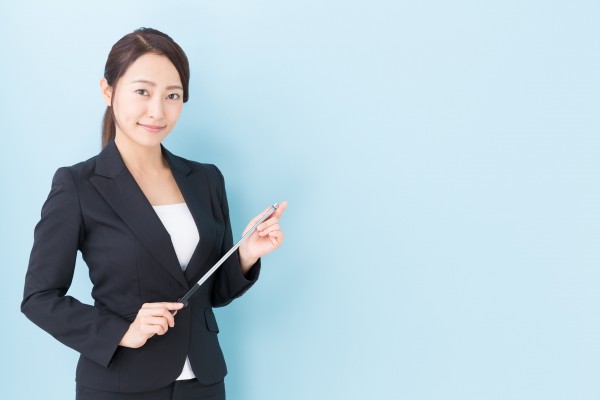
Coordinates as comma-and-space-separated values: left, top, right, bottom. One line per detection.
100, 53, 184, 148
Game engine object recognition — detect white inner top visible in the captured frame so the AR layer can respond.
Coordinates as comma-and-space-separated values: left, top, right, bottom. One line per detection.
152, 202, 200, 381
153, 202, 200, 271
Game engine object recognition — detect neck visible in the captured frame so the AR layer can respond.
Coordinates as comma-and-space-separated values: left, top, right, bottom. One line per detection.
114, 132, 167, 174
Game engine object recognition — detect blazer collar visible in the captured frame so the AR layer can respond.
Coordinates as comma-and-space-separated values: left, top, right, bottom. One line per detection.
90, 139, 217, 292
94, 138, 192, 179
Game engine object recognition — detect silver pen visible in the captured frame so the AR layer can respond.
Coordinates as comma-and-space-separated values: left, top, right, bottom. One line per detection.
176, 202, 279, 308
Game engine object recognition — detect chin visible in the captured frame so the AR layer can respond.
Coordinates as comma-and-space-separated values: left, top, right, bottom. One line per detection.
134, 131, 169, 147
123, 133, 169, 149
116, 123, 172, 147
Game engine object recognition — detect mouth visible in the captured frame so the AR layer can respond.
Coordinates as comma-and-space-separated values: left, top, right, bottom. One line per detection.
138, 123, 166, 132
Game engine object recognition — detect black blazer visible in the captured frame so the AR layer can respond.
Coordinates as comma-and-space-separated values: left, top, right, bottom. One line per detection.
21, 139, 260, 393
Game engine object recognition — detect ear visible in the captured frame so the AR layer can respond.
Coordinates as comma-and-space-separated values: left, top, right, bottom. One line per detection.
100, 78, 113, 107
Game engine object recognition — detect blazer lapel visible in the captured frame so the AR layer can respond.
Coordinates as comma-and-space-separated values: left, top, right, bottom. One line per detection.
90, 139, 216, 291
162, 146, 217, 285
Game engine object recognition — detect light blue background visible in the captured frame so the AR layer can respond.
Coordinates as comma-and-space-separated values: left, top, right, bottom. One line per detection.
1, 1, 599, 399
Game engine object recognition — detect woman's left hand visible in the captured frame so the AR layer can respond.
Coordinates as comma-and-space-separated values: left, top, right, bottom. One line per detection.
238, 201, 287, 272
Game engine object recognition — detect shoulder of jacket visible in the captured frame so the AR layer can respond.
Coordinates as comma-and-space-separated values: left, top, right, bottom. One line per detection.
172, 154, 223, 182
56, 154, 98, 182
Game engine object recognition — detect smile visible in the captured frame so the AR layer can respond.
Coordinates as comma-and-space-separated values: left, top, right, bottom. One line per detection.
138, 123, 166, 132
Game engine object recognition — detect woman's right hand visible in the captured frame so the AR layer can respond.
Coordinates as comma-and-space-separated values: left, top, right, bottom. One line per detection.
119, 302, 184, 348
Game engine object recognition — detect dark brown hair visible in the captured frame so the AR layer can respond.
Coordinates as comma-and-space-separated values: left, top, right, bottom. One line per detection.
101, 27, 190, 148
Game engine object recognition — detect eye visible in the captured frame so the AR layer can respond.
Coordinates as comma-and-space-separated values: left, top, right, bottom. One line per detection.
135, 89, 149, 96
167, 93, 181, 100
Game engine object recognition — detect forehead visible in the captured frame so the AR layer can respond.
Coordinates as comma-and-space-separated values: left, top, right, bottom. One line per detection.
122, 53, 181, 86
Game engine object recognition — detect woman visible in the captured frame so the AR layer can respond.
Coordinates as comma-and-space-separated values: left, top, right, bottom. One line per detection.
21, 27, 287, 399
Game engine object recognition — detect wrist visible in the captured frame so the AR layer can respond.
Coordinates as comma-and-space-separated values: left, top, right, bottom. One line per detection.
119, 326, 131, 347
238, 249, 258, 275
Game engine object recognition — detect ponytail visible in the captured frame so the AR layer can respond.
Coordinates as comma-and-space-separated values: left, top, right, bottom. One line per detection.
101, 106, 116, 149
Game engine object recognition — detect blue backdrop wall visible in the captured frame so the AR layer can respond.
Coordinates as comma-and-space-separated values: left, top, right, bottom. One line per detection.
1, 1, 599, 399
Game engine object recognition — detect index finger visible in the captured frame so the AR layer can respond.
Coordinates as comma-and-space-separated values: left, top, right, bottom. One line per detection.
248, 203, 282, 226
273, 201, 287, 219
142, 302, 184, 310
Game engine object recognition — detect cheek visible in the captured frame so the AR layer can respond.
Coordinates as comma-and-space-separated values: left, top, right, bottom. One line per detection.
167, 103, 184, 120
113, 95, 145, 121
116, 102, 146, 122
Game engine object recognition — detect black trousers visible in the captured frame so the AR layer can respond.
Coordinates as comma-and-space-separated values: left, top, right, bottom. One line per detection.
75, 379, 225, 400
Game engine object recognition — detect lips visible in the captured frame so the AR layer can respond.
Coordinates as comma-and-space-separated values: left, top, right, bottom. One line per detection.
138, 123, 166, 132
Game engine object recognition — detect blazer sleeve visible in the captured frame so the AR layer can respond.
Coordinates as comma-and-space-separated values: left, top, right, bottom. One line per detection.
210, 165, 261, 307
21, 167, 131, 368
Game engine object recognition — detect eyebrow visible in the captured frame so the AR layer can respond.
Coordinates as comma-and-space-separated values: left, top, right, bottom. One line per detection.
130, 79, 183, 91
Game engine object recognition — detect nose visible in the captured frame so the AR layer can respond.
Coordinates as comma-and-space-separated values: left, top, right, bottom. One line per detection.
147, 96, 165, 119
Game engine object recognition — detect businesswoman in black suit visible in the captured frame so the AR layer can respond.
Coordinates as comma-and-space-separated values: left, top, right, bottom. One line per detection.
21, 27, 287, 399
